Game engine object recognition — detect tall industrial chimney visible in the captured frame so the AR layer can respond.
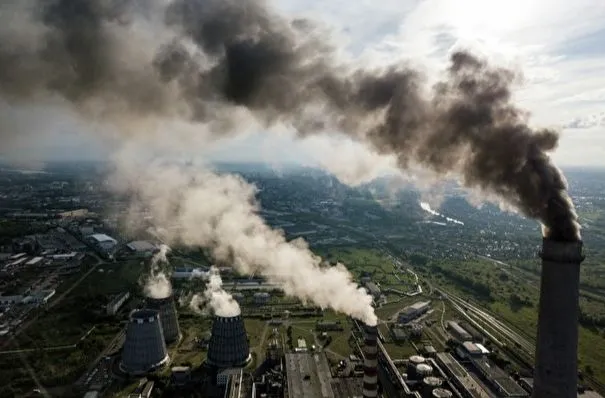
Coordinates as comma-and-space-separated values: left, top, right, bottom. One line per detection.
362, 324, 379, 398
533, 238, 584, 398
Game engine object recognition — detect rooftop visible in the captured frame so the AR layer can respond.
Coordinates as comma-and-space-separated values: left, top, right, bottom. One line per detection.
470, 358, 528, 397
436, 353, 491, 398
90, 233, 117, 243
127, 240, 156, 252
285, 352, 334, 398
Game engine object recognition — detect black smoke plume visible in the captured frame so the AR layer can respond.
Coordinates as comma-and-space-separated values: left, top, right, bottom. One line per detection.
0, 0, 580, 241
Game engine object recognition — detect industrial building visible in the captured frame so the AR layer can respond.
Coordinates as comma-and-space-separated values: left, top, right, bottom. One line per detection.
145, 295, 181, 343
285, 352, 334, 398
126, 240, 157, 257
254, 292, 270, 304
88, 233, 117, 252
120, 309, 169, 375
469, 357, 528, 397
435, 353, 491, 398
207, 315, 251, 368
364, 282, 381, 299
446, 321, 472, 342
171, 267, 209, 279
398, 301, 431, 324
107, 291, 130, 315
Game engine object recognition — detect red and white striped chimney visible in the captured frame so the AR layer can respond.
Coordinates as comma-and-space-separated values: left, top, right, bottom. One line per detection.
362, 324, 379, 398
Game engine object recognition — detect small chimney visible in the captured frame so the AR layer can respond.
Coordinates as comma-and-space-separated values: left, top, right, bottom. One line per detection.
533, 238, 584, 398
362, 324, 379, 398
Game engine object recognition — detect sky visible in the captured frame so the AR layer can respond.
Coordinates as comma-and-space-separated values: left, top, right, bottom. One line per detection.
6, 0, 605, 169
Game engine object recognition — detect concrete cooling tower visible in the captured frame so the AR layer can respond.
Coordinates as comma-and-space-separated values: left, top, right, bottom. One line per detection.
206, 315, 251, 368
533, 238, 584, 398
145, 295, 181, 343
120, 309, 169, 375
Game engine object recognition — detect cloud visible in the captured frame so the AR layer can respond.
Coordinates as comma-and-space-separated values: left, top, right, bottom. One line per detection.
563, 113, 605, 129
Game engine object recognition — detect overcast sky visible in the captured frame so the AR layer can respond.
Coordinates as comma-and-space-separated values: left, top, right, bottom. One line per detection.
7, 0, 605, 169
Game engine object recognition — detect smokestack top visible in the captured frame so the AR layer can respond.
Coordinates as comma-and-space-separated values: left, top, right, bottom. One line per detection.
540, 238, 584, 264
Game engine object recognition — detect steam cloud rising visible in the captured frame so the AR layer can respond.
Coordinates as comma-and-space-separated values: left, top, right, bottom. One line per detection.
112, 161, 377, 325
142, 244, 173, 299
190, 267, 241, 318
0, 0, 580, 241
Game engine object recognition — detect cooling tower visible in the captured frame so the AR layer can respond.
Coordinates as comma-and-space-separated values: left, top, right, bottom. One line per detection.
206, 315, 251, 368
120, 309, 169, 375
362, 324, 379, 398
145, 295, 181, 343
533, 238, 584, 398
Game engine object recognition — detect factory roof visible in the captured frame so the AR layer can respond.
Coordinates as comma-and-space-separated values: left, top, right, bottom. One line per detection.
90, 233, 117, 244
462, 341, 483, 355
436, 353, 491, 398
285, 352, 334, 398
409, 301, 431, 310
25, 257, 43, 265
127, 240, 156, 252
470, 358, 528, 397
364, 282, 380, 295
330, 377, 363, 398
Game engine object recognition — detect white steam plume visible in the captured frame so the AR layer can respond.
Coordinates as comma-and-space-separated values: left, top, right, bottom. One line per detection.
189, 266, 241, 317
111, 156, 377, 326
143, 243, 173, 299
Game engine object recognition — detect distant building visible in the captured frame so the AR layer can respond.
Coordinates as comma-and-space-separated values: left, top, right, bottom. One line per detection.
24, 289, 55, 305
391, 327, 407, 342
80, 226, 95, 236
447, 321, 472, 342
107, 291, 130, 315
171, 366, 192, 386
126, 241, 157, 257
316, 320, 343, 331
0, 295, 24, 305
172, 267, 209, 279
88, 234, 117, 252
254, 292, 270, 304
296, 338, 308, 352
397, 301, 431, 324
232, 293, 245, 303
217, 368, 242, 386
364, 282, 381, 299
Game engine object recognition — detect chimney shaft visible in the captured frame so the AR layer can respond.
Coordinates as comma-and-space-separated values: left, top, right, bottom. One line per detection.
533, 239, 584, 398
362, 324, 379, 398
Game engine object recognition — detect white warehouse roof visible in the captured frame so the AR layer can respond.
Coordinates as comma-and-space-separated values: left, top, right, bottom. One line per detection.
90, 233, 117, 244
127, 240, 156, 252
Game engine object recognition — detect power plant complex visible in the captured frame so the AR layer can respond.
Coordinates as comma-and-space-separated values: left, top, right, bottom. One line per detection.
102, 232, 597, 398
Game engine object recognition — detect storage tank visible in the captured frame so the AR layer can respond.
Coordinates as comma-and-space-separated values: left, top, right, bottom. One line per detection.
432, 388, 453, 398
120, 309, 169, 375
407, 355, 426, 379
421, 376, 443, 397
416, 363, 433, 378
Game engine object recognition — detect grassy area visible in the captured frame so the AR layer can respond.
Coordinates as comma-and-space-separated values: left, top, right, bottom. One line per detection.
72, 259, 145, 297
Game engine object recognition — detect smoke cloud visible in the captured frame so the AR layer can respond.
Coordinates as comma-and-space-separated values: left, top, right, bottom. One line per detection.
142, 244, 173, 299
0, 0, 580, 241
112, 158, 378, 325
190, 266, 241, 317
